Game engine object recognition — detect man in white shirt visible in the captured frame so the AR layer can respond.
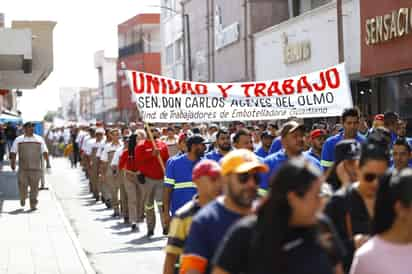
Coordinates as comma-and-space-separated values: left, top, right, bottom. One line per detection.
10, 122, 51, 210
101, 129, 123, 216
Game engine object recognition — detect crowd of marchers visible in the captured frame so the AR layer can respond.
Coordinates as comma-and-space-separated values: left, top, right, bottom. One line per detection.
43, 108, 412, 274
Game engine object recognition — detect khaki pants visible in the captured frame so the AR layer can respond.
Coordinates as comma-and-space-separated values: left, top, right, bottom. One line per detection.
141, 177, 165, 232
101, 176, 112, 202
89, 164, 99, 199
124, 173, 144, 224
119, 174, 129, 218
18, 170, 42, 209
106, 170, 121, 214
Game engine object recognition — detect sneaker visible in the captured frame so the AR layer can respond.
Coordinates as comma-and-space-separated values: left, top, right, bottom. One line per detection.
131, 224, 139, 232
147, 230, 154, 237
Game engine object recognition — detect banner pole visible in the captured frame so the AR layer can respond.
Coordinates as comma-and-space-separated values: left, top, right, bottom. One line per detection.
121, 64, 166, 174
144, 122, 166, 173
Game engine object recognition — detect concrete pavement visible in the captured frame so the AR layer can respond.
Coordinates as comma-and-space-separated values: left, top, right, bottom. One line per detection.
45, 158, 166, 274
0, 158, 167, 274
0, 162, 92, 274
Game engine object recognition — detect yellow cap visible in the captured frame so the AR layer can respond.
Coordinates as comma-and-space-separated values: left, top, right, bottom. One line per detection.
220, 149, 269, 176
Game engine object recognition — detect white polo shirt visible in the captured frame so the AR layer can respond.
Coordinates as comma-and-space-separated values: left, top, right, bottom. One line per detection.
11, 134, 48, 154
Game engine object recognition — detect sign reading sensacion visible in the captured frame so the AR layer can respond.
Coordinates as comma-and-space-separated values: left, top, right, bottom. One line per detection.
365, 7, 412, 46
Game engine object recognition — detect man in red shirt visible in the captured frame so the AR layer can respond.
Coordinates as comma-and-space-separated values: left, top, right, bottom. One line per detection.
134, 128, 170, 237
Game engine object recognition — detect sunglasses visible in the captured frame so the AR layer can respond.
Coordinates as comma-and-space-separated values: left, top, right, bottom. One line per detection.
237, 173, 260, 185
363, 173, 383, 182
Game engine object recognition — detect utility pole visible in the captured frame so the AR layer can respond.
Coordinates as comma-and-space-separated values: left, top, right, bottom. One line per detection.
184, 14, 192, 81
337, 0, 344, 63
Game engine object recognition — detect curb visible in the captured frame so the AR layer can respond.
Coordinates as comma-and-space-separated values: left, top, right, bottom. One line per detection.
49, 182, 96, 274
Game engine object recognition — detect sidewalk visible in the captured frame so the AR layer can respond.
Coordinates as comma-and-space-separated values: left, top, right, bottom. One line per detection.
0, 162, 94, 274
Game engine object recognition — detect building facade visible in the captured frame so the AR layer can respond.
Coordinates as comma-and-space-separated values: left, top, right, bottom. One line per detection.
359, 0, 412, 120
160, 0, 184, 80
254, 0, 359, 80
117, 14, 161, 122
181, 0, 289, 82
94, 50, 119, 123
0, 13, 55, 118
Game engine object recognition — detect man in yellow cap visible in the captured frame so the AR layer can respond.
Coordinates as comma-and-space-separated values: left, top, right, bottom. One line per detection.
179, 149, 268, 274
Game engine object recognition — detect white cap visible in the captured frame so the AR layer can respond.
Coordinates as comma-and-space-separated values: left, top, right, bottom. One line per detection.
96, 127, 105, 134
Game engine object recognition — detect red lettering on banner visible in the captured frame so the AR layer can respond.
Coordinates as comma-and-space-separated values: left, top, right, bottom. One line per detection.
282, 79, 295, 95
167, 79, 180, 94
241, 83, 254, 97
132, 72, 145, 94
313, 72, 326, 91
160, 78, 168, 94
254, 83, 267, 97
195, 84, 208, 95
297, 76, 313, 93
267, 81, 283, 96
146, 75, 160, 94
181, 82, 190, 95
217, 85, 233, 98
326, 68, 340, 89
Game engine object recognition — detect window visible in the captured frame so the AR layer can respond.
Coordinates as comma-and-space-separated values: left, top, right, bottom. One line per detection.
311, 0, 332, 9
290, 0, 332, 17
175, 38, 183, 62
166, 44, 174, 65
118, 33, 125, 48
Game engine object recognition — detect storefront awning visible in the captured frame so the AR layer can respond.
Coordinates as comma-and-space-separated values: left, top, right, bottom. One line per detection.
0, 112, 23, 124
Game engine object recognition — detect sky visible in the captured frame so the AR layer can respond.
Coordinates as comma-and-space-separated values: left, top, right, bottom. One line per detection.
2, 0, 160, 121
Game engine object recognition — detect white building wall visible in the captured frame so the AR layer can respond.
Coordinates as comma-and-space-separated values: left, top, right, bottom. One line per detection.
161, 0, 184, 79
254, 0, 360, 81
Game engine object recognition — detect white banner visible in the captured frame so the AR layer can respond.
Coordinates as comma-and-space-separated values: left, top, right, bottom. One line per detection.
126, 63, 353, 123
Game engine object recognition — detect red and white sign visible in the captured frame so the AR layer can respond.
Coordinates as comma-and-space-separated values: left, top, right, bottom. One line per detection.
126, 63, 353, 123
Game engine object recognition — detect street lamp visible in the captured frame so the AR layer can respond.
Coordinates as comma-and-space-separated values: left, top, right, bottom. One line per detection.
147, 4, 192, 81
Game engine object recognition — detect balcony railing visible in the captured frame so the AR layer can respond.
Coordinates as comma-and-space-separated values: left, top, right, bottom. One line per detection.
118, 41, 144, 58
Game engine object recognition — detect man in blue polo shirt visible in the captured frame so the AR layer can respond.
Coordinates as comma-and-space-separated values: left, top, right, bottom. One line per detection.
304, 129, 327, 161
260, 121, 321, 196
163, 135, 207, 232
180, 149, 268, 274
321, 108, 366, 170
254, 131, 274, 158
205, 129, 231, 162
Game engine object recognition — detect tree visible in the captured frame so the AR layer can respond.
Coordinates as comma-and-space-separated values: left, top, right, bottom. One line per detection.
43, 110, 59, 122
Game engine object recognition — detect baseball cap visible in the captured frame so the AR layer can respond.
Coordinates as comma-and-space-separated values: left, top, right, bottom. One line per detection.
192, 160, 221, 181
310, 129, 327, 139
208, 123, 219, 130
187, 134, 209, 147
374, 114, 384, 121
260, 131, 274, 139
178, 132, 188, 143
220, 149, 269, 176
23, 121, 34, 128
384, 111, 399, 122
335, 139, 361, 163
96, 127, 105, 134
280, 121, 305, 138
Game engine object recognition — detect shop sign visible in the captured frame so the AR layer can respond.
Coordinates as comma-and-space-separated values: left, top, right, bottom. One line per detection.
282, 33, 311, 64
361, 0, 412, 77
365, 7, 412, 46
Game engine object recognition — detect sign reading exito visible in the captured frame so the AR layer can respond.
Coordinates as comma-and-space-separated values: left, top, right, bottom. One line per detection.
365, 7, 412, 45
126, 64, 353, 123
